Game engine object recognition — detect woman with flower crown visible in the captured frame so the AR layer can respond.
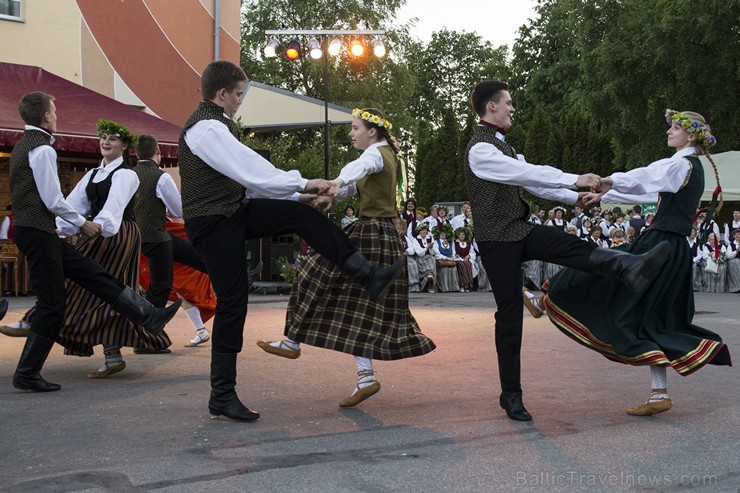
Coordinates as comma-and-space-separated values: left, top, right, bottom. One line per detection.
257, 108, 435, 407
525, 110, 731, 416
432, 223, 460, 292
9, 119, 173, 378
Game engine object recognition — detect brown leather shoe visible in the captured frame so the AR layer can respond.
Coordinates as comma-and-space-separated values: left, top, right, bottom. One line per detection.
257, 340, 300, 359
627, 398, 672, 416
338, 381, 381, 408
87, 361, 126, 379
522, 288, 544, 319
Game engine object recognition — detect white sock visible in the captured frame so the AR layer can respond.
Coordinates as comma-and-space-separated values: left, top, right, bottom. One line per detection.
354, 356, 376, 390
649, 366, 668, 401
269, 338, 300, 351
184, 306, 205, 332
8, 320, 31, 330
99, 346, 122, 371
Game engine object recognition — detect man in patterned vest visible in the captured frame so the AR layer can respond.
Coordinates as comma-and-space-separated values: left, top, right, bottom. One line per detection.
179, 61, 404, 422
8, 92, 182, 393
464, 80, 671, 421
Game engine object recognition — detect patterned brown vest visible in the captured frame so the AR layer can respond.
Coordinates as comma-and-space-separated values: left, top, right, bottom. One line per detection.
357, 145, 399, 218
134, 160, 171, 243
9, 129, 58, 234
179, 100, 246, 219
464, 126, 534, 242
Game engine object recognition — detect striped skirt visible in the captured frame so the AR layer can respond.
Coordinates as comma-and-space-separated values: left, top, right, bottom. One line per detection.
727, 257, 740, 293
704, 262, 727, 293
456, 259, 474, 290
284, 217, 435, 360
24, 220, 171, 356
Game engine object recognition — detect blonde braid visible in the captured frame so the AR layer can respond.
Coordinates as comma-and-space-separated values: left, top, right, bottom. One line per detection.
701, 146, 723, 216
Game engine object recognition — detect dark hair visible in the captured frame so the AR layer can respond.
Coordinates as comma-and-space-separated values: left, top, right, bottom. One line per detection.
19, 92, 54, 126
345, 205, 355, 214
136, 135, 159, 160
201, 61, 247, 100
405, 197, 417, 209
357, 108, 399, 153
470, 80, 509, 117
632, 205, 642, 214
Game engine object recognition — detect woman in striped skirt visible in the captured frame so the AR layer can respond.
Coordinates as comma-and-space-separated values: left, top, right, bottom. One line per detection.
6, 120, 171, 377
258, 108, 436, 407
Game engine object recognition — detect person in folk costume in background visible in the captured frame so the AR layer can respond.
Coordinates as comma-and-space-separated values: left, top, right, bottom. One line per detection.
406, 207, 426, 240
546, 206, 568, 231
432, 222, 460, 293
422, 204, 440, 230
257, 107, 436, 407
723, 210, 740, 247
472, 237, 492, 292
451, 202, 473, 230
527, 109, 731, 416
133, 134, 216, 350
609, 213, 627, 237
437, 204, 453, 227
400, 197, 417, 226
702, 232, 727, 293
610, 228, 627, 248
453, 226, 475, 292
686, 228, 705, 292
587, 227, 610, 248
179, 62, 404, 421
725, 229, 740, 293
406, 222, 437, 293
466, 80, 670, 422
341, 205, 358, 229
577, 217, 592, 240
598, 209, 613, 237
569, 205, 587, 229
522, 205, 544, 290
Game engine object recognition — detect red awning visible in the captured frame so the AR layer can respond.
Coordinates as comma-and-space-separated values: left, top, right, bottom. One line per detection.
0, 62, 182, 166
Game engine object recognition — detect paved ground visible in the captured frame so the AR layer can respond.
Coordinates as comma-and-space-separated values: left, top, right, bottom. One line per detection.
0, 291, 738, 492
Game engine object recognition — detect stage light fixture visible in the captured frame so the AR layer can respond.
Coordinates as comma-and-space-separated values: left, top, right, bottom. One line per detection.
263, 38, 279, 57
372, 38, 386, 58
285, 39, 301, 60
308, 38, 322, 59
328, 37, 342, 56
349, 38, 365, 57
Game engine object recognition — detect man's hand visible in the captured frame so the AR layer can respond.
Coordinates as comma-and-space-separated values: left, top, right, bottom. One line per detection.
325, 179, 343, 198
304, 179, 332, 195
80, 220, 101, 237
313, 195, 333, 212
596, 177, 613, 194
575, 173, 601, 191
573, 192, 588, 209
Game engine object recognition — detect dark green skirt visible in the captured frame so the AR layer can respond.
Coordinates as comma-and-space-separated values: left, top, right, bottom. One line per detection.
544, 229, 731, 376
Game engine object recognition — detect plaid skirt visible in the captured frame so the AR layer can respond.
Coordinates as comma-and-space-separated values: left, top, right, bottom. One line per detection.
24, 220, 171, 356
284, 217, 436, 360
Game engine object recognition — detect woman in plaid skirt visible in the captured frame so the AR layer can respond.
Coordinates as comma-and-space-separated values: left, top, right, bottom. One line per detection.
258, 108, 436, 407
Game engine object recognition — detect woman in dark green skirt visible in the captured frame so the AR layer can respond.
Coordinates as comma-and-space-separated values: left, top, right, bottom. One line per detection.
526, 109, 731, 416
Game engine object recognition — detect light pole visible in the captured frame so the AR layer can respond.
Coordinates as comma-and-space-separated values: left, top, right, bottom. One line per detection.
264, 29, 386, 179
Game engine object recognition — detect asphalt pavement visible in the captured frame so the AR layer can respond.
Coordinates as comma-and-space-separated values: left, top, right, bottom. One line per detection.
1, 291, 738, 492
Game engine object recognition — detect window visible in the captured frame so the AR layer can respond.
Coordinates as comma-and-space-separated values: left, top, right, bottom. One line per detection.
0, 0, 22, 21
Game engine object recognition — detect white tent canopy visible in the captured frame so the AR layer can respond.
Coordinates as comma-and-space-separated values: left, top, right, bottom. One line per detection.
235, 81, 352, 133
700, 150, 739, 202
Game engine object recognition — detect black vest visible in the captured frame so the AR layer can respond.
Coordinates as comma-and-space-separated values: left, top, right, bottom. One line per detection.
464, 126, 534, 242
651, 155, 704, 236
179, 100, 246, 219
134, 160, 170, 243
9, 129, 58, 234
85, 165, 136, 221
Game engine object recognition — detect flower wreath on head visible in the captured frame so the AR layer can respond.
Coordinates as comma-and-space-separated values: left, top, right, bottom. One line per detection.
432, 223, 454, 241
352, 108, 392, 130
454, 226, 472, 242
96, 118, 139, 147
665, 109, 717, 148
553, 206, 567, 215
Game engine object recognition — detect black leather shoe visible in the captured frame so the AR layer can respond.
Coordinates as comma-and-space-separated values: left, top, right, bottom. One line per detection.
0, 298, 8, 321
500, 391, 532, 421
133, 347, 172, 354
208, 392, 260, 421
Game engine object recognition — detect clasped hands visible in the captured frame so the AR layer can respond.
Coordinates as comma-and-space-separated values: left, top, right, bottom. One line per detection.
574, 173, 613, 208
298, 178, 342, 212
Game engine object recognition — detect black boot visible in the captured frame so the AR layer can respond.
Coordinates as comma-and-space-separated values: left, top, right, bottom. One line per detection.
341, 252, 405, 301
0, 298, 8, 321
13, 332, 61, 392
208, 351, 260, 421
588, 241, 671, 292
111, 287, 183, 336
500, 390, 532, 421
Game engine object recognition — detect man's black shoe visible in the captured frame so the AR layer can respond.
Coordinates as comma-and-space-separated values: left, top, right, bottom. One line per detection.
500, 391, 533, 421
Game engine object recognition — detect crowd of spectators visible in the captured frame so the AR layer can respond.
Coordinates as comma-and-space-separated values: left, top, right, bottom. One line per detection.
385, 198, 740, 295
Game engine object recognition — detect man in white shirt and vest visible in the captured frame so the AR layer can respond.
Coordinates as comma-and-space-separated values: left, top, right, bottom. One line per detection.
179, 61, 403, 422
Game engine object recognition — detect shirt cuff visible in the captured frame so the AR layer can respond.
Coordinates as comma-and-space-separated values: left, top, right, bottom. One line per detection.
72, 214, 87, 228
563, 172, 579, 188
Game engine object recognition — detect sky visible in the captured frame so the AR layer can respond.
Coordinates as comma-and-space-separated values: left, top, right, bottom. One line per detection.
395, 0, 539, 48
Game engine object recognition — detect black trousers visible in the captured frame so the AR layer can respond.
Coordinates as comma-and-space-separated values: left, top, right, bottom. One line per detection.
478, 225, 596, 392
14, 226, 125, 340
185, 199, 356, 354
141, 233, 208, 308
